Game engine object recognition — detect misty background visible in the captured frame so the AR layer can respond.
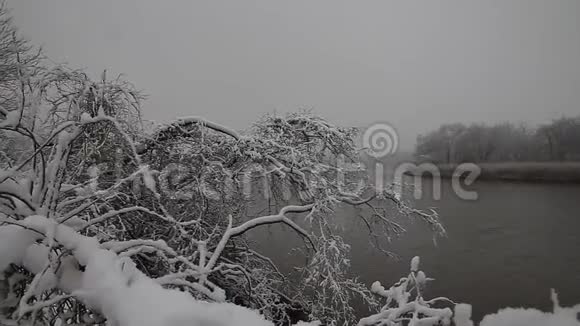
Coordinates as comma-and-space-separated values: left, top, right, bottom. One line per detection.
9, 0, 580, 149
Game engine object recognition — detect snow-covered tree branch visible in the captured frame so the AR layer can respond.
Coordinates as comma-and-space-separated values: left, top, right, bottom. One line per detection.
0, 6, 448, 325
358, 256, 580, 326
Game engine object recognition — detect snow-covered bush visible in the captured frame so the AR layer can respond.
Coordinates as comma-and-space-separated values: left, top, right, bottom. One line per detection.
359, 256, 580, 326
0, 65, 337, 324
0, 7, 444, 325
358, 256, 454, 326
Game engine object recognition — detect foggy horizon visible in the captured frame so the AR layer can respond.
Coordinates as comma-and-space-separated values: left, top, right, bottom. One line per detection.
9, 0, 580, 150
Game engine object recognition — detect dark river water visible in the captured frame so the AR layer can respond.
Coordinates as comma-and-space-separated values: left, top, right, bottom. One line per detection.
249, 179, 580, 322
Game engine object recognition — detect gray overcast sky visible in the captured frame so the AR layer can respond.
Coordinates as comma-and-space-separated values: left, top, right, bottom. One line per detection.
9, 0, 580, 149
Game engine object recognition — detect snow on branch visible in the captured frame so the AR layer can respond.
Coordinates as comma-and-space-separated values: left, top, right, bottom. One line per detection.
0, 215, 289, 326
358, 256, 453, 326
357, 257, 580, 326
136, 116, 243, 155
0, 36, 449, 324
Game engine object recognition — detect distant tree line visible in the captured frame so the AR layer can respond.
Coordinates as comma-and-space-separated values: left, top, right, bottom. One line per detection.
415, 116, 580, 163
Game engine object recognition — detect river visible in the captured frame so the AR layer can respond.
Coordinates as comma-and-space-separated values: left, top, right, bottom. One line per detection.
249, 178, 580, 322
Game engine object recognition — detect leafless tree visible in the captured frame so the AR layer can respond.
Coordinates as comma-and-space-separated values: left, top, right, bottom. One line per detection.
0, 7, 444, 325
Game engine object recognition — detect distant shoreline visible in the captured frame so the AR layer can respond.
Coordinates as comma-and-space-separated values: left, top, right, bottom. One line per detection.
403, 162, 580, 183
